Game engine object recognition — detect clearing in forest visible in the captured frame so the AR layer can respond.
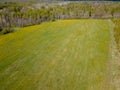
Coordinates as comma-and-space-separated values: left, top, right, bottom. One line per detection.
0, 19, 113, 90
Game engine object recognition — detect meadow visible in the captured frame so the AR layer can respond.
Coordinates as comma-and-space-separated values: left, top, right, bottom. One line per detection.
0, 19, 114, 90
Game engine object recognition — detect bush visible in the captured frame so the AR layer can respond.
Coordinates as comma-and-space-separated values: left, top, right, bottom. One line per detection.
3, 28, 14, 34
51, 18, 56, 22
0, 25, 2, 31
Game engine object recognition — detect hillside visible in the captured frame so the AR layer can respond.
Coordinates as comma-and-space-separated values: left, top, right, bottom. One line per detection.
0, 19, 114, 90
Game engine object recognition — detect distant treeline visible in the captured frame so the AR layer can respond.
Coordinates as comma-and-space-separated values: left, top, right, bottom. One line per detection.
0, 2, 120, 34
0, 0, 120, 2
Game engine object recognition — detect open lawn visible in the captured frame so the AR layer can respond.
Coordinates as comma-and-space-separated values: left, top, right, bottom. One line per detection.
0, 19, 113, 90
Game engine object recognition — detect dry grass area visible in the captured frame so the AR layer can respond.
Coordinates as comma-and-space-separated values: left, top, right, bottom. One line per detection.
111, 19, 120, 90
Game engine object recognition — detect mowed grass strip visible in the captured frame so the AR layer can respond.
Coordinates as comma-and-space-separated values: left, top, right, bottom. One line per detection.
0, 20, 112, 90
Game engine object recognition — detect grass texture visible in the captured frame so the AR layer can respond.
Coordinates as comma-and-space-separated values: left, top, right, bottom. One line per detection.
0, 19, 113, 90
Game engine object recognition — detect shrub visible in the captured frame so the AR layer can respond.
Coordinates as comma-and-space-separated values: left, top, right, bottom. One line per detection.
0, 25, 2, 31
3, 28, 14, 34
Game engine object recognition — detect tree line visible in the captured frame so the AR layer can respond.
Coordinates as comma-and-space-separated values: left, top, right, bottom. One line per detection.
0, 1, 120, 34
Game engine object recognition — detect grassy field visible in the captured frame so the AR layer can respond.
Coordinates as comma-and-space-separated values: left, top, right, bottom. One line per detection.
0, 19, 113, 90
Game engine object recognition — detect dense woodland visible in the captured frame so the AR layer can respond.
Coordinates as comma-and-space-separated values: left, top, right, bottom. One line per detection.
0, 1, 120, 34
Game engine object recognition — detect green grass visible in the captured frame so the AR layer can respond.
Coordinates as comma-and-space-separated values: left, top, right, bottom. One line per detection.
0, 19, 113, 90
